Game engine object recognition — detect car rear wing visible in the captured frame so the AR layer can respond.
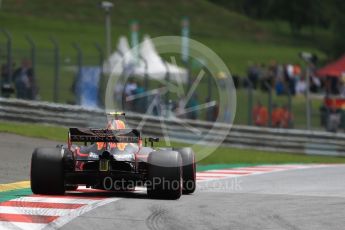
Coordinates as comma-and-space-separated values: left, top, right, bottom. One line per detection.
68, 128, 141, 144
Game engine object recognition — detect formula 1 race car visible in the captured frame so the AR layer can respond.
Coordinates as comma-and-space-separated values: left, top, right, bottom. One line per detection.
30, 112, 196, 199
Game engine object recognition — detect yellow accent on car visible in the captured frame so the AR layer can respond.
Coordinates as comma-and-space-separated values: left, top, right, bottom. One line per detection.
99, 159, 109, 172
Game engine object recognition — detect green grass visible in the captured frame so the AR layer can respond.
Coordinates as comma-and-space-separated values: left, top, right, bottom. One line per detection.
199, 37, 325, 75
199, 147, 345, 164
1, 121, 344, 165
0, 121, 67, 141
0, 0, 330, 104
0, 0, 333, 130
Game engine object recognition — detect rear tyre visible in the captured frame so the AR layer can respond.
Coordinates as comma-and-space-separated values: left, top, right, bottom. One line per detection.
174, 147, 196, 194
147, 150, 182, 200
31, 148, 65, 195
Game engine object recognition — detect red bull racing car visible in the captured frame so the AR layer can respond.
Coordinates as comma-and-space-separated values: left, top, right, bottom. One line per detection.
30, 112, 196, 199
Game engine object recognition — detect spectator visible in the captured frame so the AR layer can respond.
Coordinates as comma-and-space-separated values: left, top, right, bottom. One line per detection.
151, 86, 164, 116
175, 96, 186, 118
330, 77, 339, 95
1, 63, 15, 97
261, 61, 276, 92
319, 100, 330, 127
243, 60, 345, 99
339, 75, 345, 98
267, 61, 277, 87
310, 64, 321, 93
124, 78, 137, 96
259, 63, 268, 91
295, 76, 307, 95
12, 59, 36, 100
340, 82, 345, 98
252, 101, 261, 123
310, 75, 321, 93
271, 104, 284, 127
281, 105, 293, 128
275, 64, 284, 82
186, 93, 199, 120
275, 78, 285, 95
292, 64, 302, 93
247, 63, 260, 89
124, 79, 137, 111
132, 82, 146, 113
284, 64, 296, 95
252, 101, 268, 126
327, 106, 341, 132
114, 82, 124, 107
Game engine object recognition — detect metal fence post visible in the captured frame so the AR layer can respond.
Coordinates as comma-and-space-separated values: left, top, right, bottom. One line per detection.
72, 43, 83, 74
25, 35, 37, 100
72, 43, 83, 104
299, 52, 316, 130
305, 65, 311, 130
115, 49, 126, 110
25, 35, 36, 77
246, 78, 253, 126
139, 55, 149, 113
1, 29, 12, 84
207, 73, 213, 101
95, 42, 104, 107
287, 90, 292, 128
139, 55, 149, 91
264, 82, 272, 127
163, 61, 170, 106
94, 42, 104, 76
50, 37, 60, 102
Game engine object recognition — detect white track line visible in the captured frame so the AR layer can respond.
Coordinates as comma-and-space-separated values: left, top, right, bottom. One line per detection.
196, 164, 336, 183
197, 173, 246, 177
0, 221, 46, 230
10, 197, 97, 205
46, 198, 120, 230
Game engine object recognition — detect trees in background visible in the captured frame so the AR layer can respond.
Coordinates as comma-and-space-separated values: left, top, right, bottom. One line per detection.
209, 0, 345, 57
331, 0, 345, 57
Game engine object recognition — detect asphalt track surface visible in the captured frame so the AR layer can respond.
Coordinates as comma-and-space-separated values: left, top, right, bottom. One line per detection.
0, 133, 59, 184
1, 133, 345, 230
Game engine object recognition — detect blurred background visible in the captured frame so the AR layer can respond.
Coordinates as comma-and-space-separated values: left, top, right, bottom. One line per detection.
1, 0, 345, 132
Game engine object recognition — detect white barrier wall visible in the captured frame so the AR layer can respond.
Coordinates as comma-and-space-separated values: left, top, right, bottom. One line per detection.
0, 98, 344, 156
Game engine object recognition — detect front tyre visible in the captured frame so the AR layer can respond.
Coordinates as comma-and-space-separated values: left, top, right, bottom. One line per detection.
147, 150, 182, 200
31, 148, 65, 195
